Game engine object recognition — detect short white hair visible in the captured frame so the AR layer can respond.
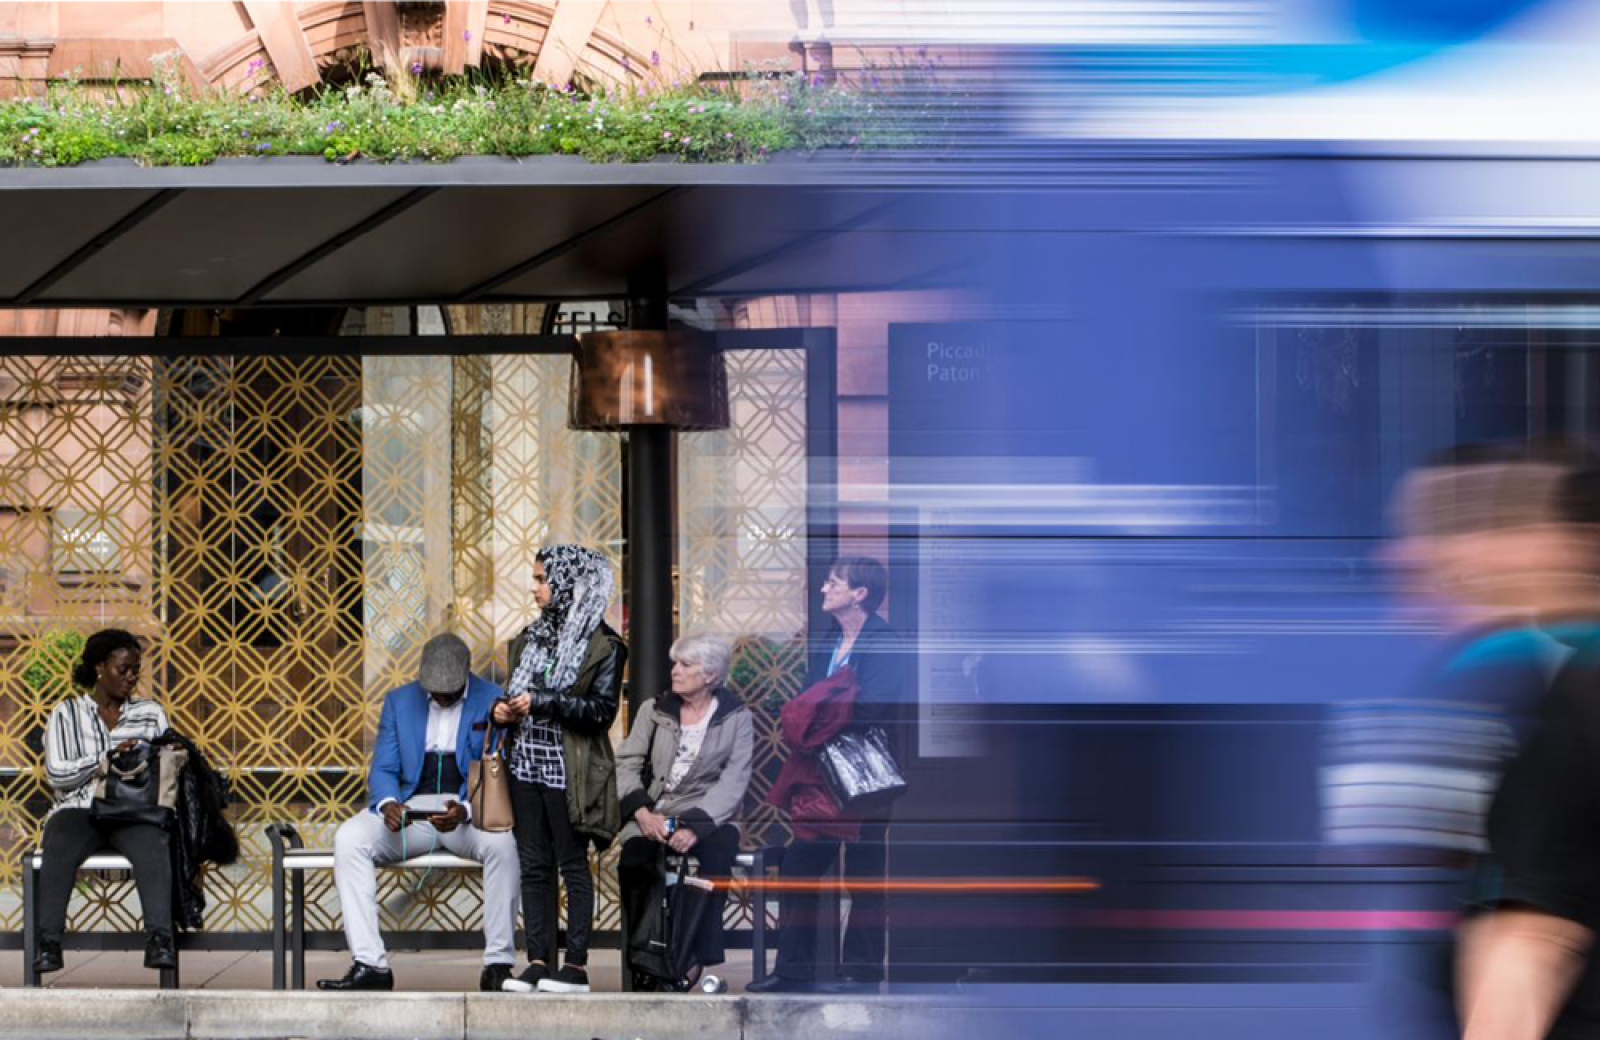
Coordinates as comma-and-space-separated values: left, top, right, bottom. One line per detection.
669, 633, 732, 687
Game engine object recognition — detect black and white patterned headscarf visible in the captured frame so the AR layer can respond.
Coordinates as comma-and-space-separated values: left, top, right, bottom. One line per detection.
509, 544, 614, 697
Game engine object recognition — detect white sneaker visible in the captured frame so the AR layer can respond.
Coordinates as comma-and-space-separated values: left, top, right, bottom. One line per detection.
502, 963, 548, 993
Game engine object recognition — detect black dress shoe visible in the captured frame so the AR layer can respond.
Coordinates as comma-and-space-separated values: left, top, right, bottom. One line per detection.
33, 936, 63, 975
317, 961, 395, 991
479, 963, 513, 992
745, 974, 814, 994
143, 930, 177, 971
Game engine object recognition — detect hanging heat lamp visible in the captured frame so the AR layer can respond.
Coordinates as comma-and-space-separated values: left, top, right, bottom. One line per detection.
568, 329, 729, 431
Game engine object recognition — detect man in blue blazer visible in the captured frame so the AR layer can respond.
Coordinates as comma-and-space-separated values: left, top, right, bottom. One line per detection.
318, 633, 520, 992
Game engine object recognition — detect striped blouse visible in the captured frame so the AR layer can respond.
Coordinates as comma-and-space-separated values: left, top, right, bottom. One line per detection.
44, 695, 170, 816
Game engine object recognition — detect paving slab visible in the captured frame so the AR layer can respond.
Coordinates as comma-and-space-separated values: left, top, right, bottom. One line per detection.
743, 996, 987, 1040
187, 990, 465, 1040
466, 993, 743, 1040
0, 988, 188, 1040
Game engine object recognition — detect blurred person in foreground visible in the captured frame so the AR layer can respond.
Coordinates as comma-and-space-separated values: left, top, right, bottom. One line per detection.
1455, 455, 1600, 1039
1336, 445, 1600, 1037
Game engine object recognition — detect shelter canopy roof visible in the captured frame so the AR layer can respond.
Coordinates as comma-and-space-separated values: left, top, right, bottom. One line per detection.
0, 156, 975, 308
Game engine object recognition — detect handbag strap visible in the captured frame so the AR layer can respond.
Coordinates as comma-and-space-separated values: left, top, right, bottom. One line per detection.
107, 749, 151, 780
467, 711, 507, 806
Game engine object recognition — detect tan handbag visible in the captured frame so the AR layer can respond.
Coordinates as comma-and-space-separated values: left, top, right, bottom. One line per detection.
468, 723, 514, 832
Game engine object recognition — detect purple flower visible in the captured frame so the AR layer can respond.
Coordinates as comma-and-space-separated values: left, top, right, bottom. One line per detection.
241, 129, 250, 138
248, 58, 265, 73
410, 60, 423, 75
848, 135, 859, 145
650, 50, 660, 66
256, 141, 271, 151
503, 13, 511, 24
724, 131, 733, 139
663, 131, 673, 139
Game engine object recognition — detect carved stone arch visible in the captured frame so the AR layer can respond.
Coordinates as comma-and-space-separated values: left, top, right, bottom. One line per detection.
481, 0, 560, 66
196, 30, 277, 93
196, 1, 651, 95
579, 24, 653, 87
298, 2, 374, 79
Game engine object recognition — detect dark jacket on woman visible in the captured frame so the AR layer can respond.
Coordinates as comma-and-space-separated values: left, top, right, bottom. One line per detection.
808, 613, 912, 754
616, 687, 755, 844
515, 621, 627, 850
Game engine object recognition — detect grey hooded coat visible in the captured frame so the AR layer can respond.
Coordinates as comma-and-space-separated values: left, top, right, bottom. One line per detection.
616, 687, 754, 843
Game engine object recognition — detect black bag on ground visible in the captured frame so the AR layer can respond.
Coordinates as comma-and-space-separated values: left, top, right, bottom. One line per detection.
628, 848, 717, 989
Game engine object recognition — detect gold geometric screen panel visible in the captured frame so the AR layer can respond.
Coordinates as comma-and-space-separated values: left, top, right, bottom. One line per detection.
290, 352, 625, 936
150, 354, 366, 934
678, 347, 812, 928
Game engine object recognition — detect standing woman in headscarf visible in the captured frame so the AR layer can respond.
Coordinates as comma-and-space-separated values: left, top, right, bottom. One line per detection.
495, 545, 627, 994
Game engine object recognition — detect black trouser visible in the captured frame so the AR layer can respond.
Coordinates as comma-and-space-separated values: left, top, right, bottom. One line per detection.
618, 824, 740, 969
774, 821, 890, 982
510, 778, 591, 967
38, 808, 172, 941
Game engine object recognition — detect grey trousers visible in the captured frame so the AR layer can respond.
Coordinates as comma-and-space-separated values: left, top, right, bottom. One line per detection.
333, 810, 520, 970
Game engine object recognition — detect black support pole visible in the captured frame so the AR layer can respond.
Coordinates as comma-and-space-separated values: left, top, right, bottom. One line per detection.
624, 262, 674, 716
626, 425, 673, 716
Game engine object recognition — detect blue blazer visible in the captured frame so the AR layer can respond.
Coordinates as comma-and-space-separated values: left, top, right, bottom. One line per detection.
366, 673, 503, 811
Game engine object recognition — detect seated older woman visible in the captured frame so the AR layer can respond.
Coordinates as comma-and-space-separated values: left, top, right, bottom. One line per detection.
616, 633, 754, 988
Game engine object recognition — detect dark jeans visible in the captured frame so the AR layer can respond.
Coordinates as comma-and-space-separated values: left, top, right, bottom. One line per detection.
510, 778, 591, 967
38, 808, 172, 940
774, 821, 890, 982
619, 825, 740, 968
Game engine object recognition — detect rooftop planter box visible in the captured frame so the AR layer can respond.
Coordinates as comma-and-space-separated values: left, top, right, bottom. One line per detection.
0, 61, 893, 167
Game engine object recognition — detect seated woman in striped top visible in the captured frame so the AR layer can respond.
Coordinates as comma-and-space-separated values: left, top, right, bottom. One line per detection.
35, 628, 174, 977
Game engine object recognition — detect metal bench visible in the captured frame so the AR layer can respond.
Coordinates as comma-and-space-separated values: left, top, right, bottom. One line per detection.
266, 823, 525, 990
268, 824, 783, 990
20, 851, 181, 989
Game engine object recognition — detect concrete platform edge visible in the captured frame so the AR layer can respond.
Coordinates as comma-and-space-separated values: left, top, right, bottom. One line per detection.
0, 990, 982, 1040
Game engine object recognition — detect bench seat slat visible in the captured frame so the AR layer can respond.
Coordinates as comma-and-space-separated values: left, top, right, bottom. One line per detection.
29, 853, 133, 871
